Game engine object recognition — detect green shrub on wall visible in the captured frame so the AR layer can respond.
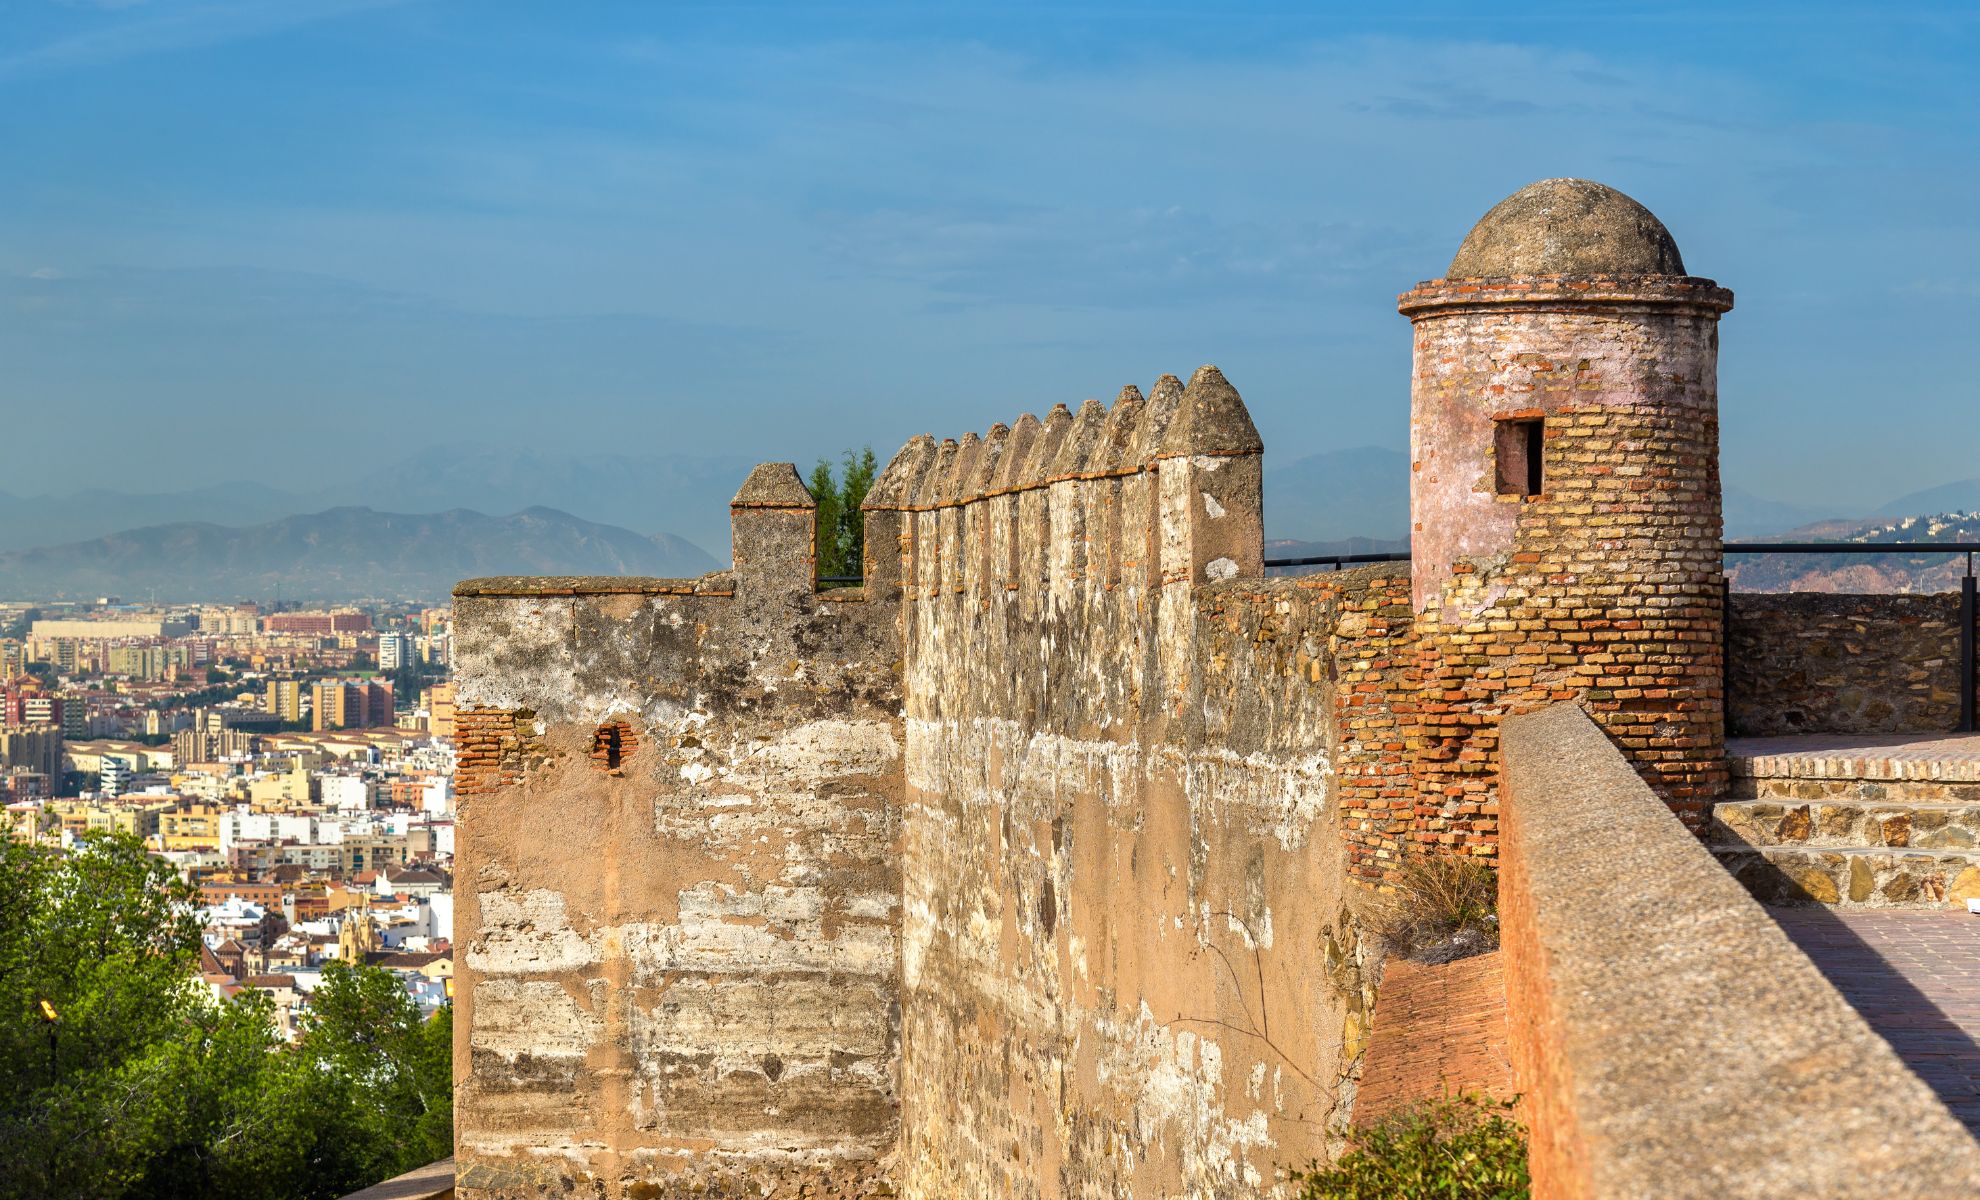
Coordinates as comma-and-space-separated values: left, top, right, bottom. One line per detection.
1293, 1092, 1529, 1200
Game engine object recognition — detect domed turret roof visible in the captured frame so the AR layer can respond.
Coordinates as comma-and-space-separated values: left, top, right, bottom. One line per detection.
1447, 178, 1685, 277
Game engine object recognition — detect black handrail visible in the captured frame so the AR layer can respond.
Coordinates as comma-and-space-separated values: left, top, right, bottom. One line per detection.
825, 542, 1980, 732
1262, 551, 1412, 570
1724, 542, 1980, 557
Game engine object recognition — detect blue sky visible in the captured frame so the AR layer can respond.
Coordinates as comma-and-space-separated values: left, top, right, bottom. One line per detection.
3, 0, 1978, 529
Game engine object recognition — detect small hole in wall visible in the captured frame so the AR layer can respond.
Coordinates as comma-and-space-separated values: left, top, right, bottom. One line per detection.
591, 721, 634, 772
1494, 417, 1545, 498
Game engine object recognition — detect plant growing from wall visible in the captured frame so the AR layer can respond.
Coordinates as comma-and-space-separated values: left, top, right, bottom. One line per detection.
1369, 851, 1500, 963
809, 447, 878, 583
1292, 1092, 1529, 1199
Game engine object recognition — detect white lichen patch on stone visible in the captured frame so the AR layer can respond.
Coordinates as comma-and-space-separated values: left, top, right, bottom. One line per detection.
469, 889, 601, 973
471, 978, 603, 1060
1095, 1002, 1274, 1191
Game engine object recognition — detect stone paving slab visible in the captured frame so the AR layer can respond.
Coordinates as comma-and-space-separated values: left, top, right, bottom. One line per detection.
1770, 907, 1980, 1135
1731, 732, 1980, 783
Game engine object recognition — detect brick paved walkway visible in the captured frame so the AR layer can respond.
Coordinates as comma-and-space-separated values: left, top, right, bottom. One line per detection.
1355, 951, 1512, 1123
1770, 907, 1980, 1134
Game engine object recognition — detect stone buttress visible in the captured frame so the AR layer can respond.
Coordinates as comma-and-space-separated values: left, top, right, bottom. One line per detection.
450, 464, 903, 1199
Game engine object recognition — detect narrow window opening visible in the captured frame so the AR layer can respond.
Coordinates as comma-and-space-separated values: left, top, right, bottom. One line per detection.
1495, 417, 1545, 498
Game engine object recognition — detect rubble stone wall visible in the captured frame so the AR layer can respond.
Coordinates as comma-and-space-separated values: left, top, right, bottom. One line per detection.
449, 466, 905, 1200
879, 369, 1380, 1198
1728, 591, 1966, 736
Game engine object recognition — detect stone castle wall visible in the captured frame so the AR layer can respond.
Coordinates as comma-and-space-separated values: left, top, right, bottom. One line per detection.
443, 178, 1980, 1198
1728, 591, 1970, 736
449, 468, 904, 1199
873, 369, 1381, 1197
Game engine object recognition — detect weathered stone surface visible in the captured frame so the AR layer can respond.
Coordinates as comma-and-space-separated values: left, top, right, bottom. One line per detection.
1446, 178, 1686, 278
450, 479, 905, 1199
893, 375, 1372, 1198
1501, 703, 1980, 1199
1728, 593, 1966, 736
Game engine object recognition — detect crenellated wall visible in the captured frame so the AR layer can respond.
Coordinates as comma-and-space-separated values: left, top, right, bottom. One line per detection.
871, 367, 1386, 1198
450, 466, 904, 1200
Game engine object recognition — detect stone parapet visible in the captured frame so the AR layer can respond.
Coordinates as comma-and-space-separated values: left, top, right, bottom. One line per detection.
337, 1158, 456, 1200
863, 364, 1263, 601
1396, 273, 1734, 318
1500, 702, 1980, 1198
1728, 591, 1968, 737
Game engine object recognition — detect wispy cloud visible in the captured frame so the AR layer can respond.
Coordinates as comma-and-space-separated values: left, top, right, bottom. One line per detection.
1, 0, 416, 80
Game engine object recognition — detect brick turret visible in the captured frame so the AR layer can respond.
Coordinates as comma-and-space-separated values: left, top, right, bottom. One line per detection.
1398, 178, 1735, 838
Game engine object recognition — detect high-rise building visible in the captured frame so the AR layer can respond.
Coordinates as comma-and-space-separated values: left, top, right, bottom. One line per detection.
378, 632, 411, 671
266, 680, 304, 723
20, 694, 65, 732
312, 680, 395, 730
426, 681, 456, 740
108, 645, 173, 680
0, 725, 61, 779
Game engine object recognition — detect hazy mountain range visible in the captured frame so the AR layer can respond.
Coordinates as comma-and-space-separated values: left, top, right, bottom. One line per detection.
4, 444, 1977, 601
1728, 512, 1980, 593
0, 448, 755, 558
0, 507, 716, 603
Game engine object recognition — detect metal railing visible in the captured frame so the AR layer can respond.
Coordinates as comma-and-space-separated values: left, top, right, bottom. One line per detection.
819, 542, 1980, 732
1261, 551, 1411, 571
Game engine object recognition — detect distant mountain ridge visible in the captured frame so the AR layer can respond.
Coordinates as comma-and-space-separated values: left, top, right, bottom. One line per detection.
7, 444, 1980, 598
0, 447, 754, 555
1728, 512, 1980, 593
0, 506, 717, 603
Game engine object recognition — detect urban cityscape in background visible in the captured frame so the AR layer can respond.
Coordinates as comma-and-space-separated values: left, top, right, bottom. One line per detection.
1, 597, 458, 1036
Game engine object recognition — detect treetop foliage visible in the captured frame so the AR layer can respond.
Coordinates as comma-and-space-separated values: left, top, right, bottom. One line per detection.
0, 832, 451, 1200
809, 447, 878, 583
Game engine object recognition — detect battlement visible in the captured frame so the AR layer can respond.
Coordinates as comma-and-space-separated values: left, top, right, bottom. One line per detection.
861, 364, 1264, 607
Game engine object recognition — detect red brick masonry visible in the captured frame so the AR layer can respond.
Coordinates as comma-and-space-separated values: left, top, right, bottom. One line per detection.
1354, 952, 1513, 1123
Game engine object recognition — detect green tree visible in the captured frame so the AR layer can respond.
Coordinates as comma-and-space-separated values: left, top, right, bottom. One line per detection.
297, 962, 453, 1178
809, 447, 879, 582
0, 833, 454, 1200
